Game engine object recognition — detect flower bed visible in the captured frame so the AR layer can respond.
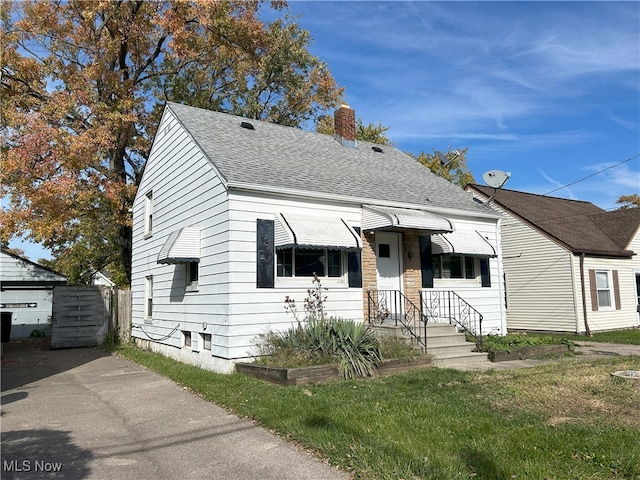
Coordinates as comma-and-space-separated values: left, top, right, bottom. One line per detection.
488, 344, 574, 362
236, 356, 432, 385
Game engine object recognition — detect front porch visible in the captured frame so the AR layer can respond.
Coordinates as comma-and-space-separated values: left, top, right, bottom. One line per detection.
366, 288, 485, 349
360, 227, 502, 365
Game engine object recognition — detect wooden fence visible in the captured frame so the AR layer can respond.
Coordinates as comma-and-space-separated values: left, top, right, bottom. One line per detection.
50, 286, 132, 348
51, 286, 111, 349
114, 288, 132, 342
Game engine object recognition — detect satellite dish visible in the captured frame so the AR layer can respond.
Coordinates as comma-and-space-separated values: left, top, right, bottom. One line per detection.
482, 170, 511, 189
435, 150, 449, 166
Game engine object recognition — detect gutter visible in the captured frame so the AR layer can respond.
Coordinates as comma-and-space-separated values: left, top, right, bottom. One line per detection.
572, 248, 634, 258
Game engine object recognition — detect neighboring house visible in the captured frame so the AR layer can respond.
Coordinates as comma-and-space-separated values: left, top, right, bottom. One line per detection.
0, 249, 68, 338
131, 102, 506, 373
92, 270, 116, 288
466, 185, 640, 333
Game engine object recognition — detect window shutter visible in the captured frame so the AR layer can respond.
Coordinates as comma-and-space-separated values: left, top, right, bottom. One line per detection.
588, 269, 598, 311
256, 219, 274, 288
419, 236, 433, 288
612, 270, 621, 310
480, 258, 491, 287
348, 227, 362, 288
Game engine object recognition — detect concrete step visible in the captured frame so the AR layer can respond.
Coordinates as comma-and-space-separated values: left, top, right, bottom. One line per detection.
426, 330, 470, 346
426, 322, 457, 333
372, 321, 490, 369
427, 343, 479, 357
373, 323, 472, 347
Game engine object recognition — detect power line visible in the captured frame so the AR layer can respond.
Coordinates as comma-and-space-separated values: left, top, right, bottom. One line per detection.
543, 153, 640, 196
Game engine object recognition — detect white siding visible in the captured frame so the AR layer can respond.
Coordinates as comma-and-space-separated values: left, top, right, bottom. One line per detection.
131, 109, 232, 362
226, 191, 365, 360
0, 252, 66, 283
500, 217, 578, 332
576, 249, 640, 332
0, 289, 54, 339
427, 215, 506, 335
631, 230, 640, 327
0, 251, 66, 338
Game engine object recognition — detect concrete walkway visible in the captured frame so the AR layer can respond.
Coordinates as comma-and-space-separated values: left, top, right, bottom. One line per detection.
1, 340, 349, 480
453, 340, 640, 371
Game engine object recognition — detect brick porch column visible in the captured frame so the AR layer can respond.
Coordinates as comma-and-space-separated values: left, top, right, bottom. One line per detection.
361, 231, 377, 322
402, 231, 422, 308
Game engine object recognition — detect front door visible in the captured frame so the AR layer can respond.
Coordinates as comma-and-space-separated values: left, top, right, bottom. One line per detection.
376, 232, 402, 293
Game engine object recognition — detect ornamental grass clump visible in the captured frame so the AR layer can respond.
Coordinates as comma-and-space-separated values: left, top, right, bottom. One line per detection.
256, 275, 382, 379
255, 317, 382, 379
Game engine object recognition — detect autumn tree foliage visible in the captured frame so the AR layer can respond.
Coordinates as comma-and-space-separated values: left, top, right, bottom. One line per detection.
315, 114, 392, 145
616, 194, 640, 209
410, 148, 476, 188
1, 0, 343, 286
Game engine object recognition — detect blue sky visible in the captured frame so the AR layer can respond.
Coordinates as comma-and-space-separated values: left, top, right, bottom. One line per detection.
8, 1, 640, 261
274, 1, 639, 205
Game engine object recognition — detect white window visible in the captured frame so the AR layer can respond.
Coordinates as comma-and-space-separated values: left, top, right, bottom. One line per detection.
276, 248, 343, 278
183, 331, 191, 348
144, 276, 153, 320
144, 191, 153, 236
595, 270, 613, 309
185, 261, 199, 292
432, 255, 477, 280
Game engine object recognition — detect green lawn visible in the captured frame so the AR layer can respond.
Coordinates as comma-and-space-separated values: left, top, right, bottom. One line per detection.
481, 329, 640, 352
553, 328, 640, 345
115, 344, 640, 479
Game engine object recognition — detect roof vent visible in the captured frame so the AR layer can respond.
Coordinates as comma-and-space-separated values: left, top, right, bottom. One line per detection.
240, 121, 254, 130
371, 146, 384, 153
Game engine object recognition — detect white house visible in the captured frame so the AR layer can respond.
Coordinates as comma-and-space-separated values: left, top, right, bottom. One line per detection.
131, 102, 506, 373
467, 185, 640, 333
0, 249, 68, 339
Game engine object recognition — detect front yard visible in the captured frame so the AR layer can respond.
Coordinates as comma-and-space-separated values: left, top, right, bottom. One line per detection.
115, 343, 640, 479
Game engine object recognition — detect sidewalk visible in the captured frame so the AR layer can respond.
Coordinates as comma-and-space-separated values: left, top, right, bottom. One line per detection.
1, 341, 349, 480
454, 340, 640, 371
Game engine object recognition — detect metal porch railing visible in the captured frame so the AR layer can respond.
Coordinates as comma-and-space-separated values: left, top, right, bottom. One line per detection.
420, 290, 484, 350
366, 289, 427, 348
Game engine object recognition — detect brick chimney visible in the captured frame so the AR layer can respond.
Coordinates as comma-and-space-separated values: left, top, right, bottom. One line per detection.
334, 104, 356, 147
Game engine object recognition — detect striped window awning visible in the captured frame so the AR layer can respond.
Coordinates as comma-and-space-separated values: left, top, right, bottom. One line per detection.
157, 226, 201, 264
275, 213, 361, 250
431, 229, 496, 257
362, 205, 454, 232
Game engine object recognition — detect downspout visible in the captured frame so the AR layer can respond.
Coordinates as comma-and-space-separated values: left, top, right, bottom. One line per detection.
495, 218, 507, 335
579, 253, 592, 336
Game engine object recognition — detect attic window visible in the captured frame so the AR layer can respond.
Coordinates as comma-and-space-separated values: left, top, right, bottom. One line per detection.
371, 146, 384, 153
240, 121, 255, 130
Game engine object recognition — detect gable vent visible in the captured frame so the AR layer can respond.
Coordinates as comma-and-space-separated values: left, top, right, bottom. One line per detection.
240, 121, 255, 130
371, 146, 384, 153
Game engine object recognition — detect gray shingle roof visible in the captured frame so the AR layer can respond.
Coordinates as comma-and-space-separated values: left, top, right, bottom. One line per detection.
469, 185, 639, 256
167, 102, 493, 216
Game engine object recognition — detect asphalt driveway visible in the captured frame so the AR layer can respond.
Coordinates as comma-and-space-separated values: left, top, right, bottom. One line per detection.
1, 340, 349, 480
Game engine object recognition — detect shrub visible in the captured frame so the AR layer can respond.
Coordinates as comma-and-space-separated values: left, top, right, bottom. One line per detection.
482, 332, 575, 352
255, 318, 382, 379
256, 276, 385, 378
